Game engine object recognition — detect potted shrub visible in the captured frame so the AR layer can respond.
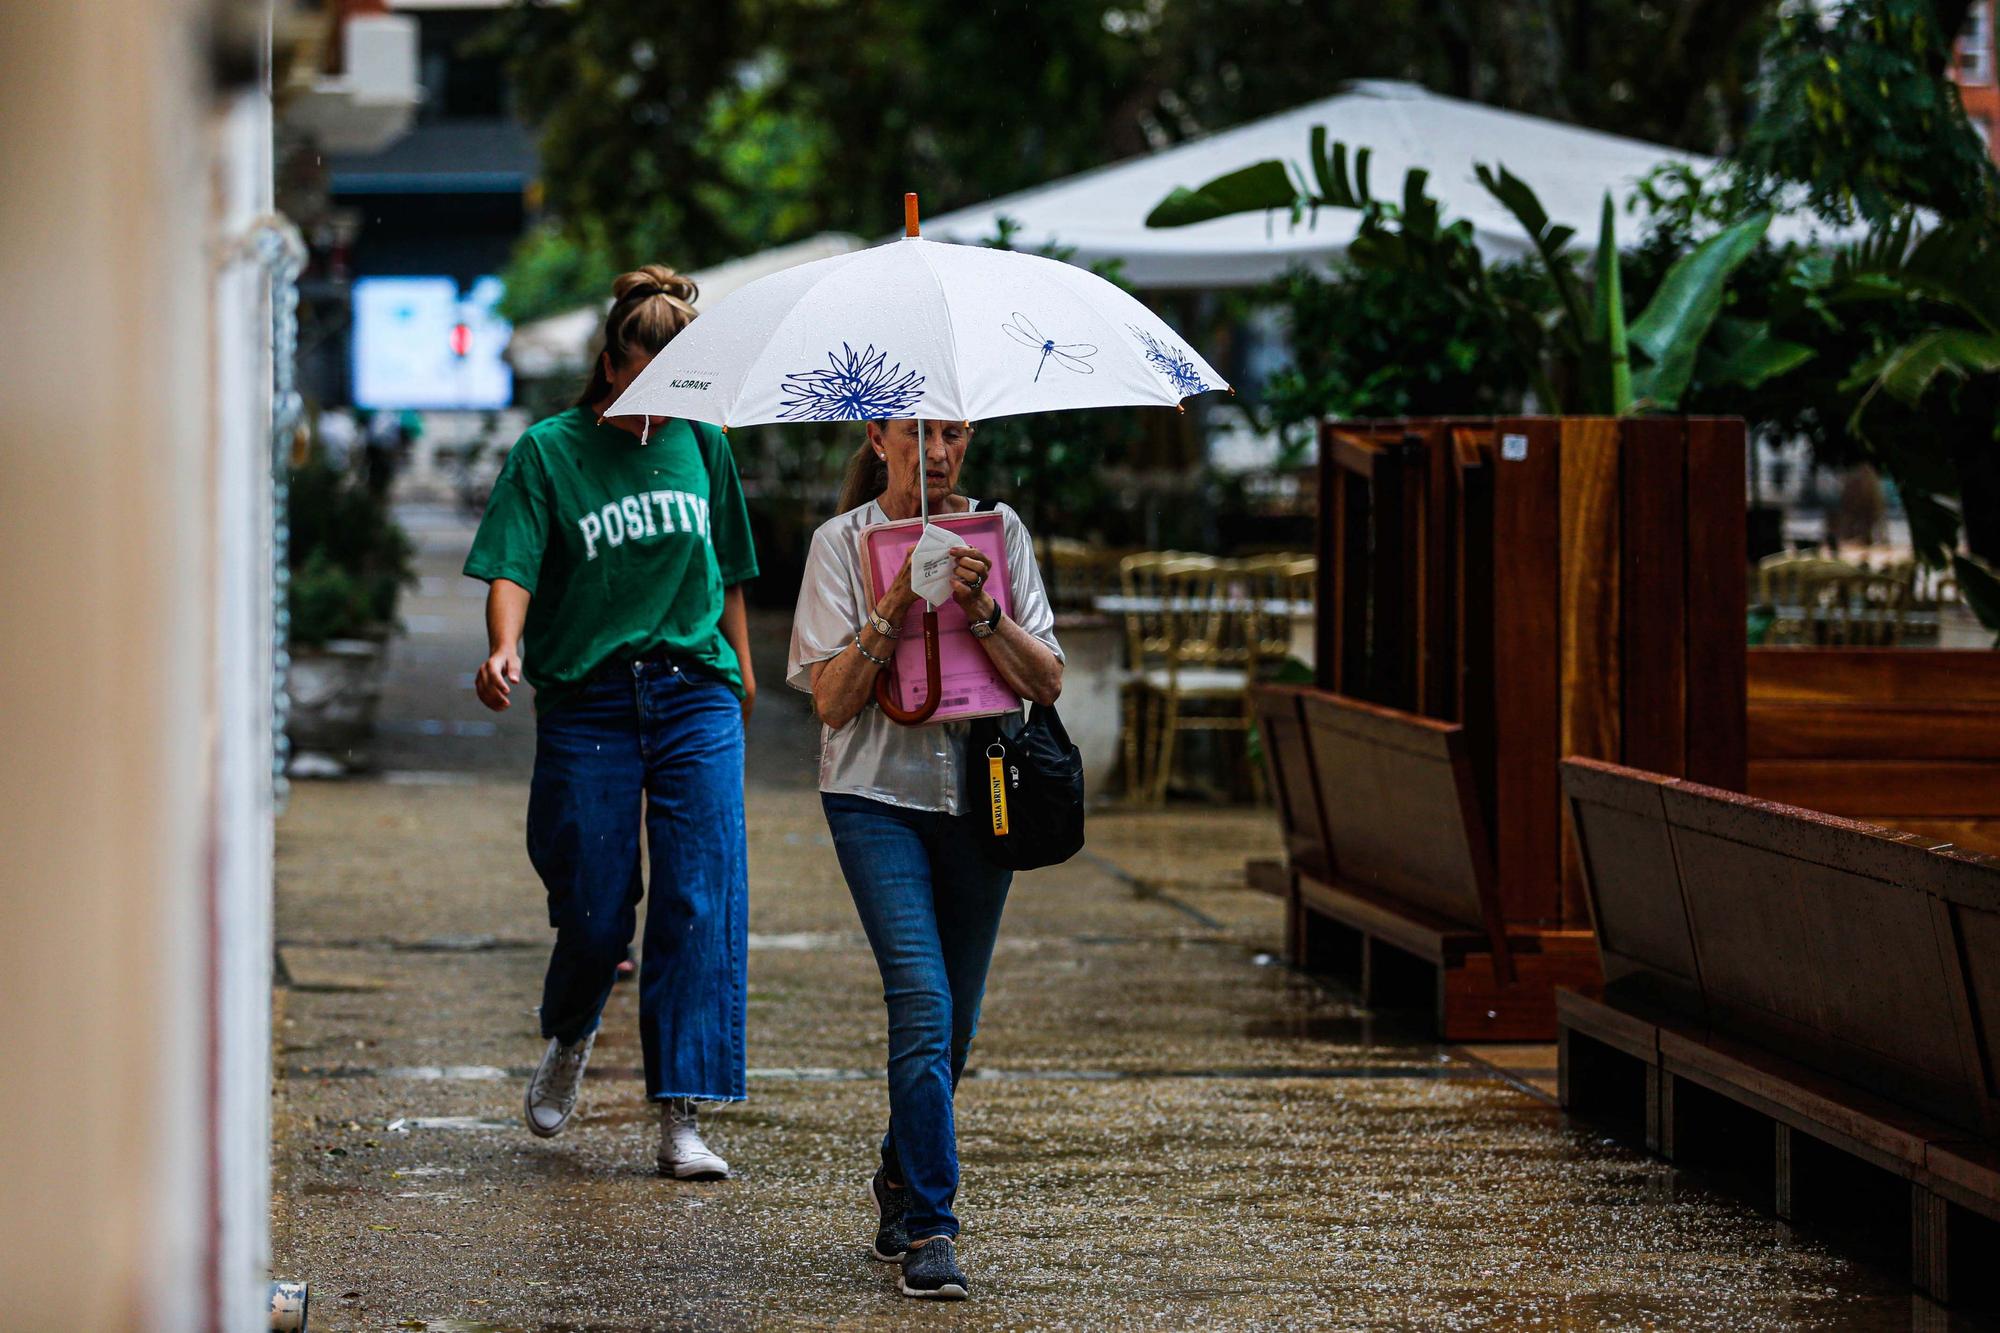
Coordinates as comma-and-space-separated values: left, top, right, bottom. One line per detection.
285, 455, 414, 774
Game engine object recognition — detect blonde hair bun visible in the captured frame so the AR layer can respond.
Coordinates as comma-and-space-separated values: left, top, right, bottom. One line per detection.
613, 265, 699, 307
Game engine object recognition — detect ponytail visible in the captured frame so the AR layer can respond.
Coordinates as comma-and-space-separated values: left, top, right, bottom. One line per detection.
576, 264, 700, 408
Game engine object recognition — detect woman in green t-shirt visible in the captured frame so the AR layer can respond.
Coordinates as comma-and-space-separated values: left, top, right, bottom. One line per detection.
463, 266, 759, 1179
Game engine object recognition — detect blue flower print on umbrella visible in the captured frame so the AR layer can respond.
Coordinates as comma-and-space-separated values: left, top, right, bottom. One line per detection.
777, 343, 926, 422
1001, 313, 1097, 382
1130, 326, 1208, 397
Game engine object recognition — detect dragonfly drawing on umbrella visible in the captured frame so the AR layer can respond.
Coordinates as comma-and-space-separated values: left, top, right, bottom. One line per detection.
1001, 312, 1097, 382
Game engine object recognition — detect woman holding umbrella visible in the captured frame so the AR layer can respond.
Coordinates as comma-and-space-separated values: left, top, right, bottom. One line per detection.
464, 265, 758, 1180
788, 417, 1063, 1300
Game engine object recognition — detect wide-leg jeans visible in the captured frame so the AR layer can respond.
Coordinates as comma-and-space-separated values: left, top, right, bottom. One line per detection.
526, 662, 748, 1102
822, 791, 1013, 1240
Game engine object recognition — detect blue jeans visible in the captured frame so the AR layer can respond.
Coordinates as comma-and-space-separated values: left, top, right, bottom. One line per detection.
821, 792, 1013, 1240
527, 663, 748, 1102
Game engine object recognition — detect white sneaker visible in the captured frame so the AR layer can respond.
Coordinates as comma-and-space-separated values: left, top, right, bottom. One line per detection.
523, 1031, 595, 1138
657, 1098, 730, 1180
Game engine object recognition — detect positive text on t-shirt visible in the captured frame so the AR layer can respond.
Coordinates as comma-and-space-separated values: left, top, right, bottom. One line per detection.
578, 489, 710, 560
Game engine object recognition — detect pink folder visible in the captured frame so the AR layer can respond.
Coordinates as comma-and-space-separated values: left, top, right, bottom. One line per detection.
860, 510, 1021, 723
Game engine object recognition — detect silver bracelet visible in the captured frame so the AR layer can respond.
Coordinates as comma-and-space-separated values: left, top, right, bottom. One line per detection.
851, 632, 892, 667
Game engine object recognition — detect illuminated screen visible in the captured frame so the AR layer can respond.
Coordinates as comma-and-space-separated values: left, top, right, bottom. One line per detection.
352, 275, 513, 410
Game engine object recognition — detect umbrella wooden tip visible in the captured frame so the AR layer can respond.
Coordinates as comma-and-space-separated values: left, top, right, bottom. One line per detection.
1176, 403, 1187, 415
904, 193, 920, 237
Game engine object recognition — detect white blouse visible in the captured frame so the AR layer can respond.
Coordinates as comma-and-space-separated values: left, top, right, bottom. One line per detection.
786, 498, 1063, 814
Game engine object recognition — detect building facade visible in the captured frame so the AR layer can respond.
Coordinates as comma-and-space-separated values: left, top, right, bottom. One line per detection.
1954, 1, 2000, 155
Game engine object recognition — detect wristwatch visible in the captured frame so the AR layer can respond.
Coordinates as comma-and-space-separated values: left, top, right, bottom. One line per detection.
969, 603, 1003, 639
868, 609, 900, 638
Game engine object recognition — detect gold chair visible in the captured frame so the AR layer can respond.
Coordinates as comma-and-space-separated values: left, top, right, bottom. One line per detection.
1116, 551, 1197, 802
1817, 571, 1914, 646
1755, 551, 1864, 645
1141, 557, 1265, 804
1233, 553, 1315, 679
1049, 541, 1135, 617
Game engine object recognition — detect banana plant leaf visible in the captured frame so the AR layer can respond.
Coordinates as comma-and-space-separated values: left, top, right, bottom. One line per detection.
1590, 193, 1630, 414
1626, 213, 1773, 410
1952, 554, 2000, 647
1475, 163, 1586, 341
1144, 160, 1297, 228
1846, 328, 2000, 406
1695, 316, 1816, 390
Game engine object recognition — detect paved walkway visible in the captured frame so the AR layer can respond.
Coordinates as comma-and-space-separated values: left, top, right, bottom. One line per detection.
271, 507, 1922, 1330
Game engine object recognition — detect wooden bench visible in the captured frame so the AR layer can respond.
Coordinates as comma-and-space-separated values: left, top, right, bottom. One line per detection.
1559, 757, 2000, 1306
1261, 685, 1596, 1040
1248, 683, 1327, 921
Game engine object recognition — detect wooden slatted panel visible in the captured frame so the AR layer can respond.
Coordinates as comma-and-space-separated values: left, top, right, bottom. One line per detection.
1683, 418, 1748, 791
1338, 466, 1371, 696
1419, 422, 1458, 721
1935, 846, 2000, 1131
1750, 648, 2000, 703
1661, 778, 1978, 1130
1299, 690, 1495, 938
1559, 417, 1623, 925
1369, 440, 1423, 711
1560, 758, 1704, 1016
1492, 418, 1563, 923
1454, 436, 1498, 859
1620, 417, 1688, 775
1314, 424, 1338, 692
1252, 685, 1325, 871
1747, 762, 2000, 817
1748, 706, 2000, 759
1748, 648, 2000, 853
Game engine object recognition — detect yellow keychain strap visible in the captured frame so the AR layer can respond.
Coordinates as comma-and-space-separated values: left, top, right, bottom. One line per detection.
986, 741, 1009, 837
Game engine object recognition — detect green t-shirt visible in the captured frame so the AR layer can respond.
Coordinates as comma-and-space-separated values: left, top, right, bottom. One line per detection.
463, 408, 759, 713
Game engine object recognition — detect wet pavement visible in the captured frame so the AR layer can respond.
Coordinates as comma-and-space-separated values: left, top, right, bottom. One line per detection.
273, 507, 1944, 1330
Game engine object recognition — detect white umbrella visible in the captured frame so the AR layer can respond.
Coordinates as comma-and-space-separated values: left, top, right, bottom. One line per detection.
604, 197, 1226, 430
604, 195, 1229, 722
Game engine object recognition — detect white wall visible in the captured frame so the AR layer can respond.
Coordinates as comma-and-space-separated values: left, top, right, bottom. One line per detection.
0, 1, 276, 1327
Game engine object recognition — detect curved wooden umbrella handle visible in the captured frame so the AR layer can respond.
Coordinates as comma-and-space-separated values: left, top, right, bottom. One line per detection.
875, 608, 942, 725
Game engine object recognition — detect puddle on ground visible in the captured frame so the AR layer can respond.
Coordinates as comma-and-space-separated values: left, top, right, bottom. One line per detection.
745, 931, 861, 950
396, 1116, 514, 1132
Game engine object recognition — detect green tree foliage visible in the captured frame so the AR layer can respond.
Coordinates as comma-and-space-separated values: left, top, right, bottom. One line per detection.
1254, 259, 1551, 438
1834, 218, 2000, 619
485, 0, 1794, 280
481, 0, 757, 267
1736, 0, 1997, 226
1148, 135, 1799, 414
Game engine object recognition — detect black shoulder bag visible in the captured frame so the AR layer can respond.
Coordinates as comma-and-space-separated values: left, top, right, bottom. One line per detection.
964, 500, 1086, 870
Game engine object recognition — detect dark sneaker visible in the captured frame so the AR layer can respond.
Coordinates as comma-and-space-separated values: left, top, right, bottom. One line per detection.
899, 1236, 968, 1300
868, 1169, 909, 1262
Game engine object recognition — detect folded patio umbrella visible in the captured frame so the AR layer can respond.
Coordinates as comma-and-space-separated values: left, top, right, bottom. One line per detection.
605, 195, 1228, 721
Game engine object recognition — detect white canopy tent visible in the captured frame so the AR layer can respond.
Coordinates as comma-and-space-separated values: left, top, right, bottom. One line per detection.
506, 230, 865, 378
924, 80, 1845, 289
